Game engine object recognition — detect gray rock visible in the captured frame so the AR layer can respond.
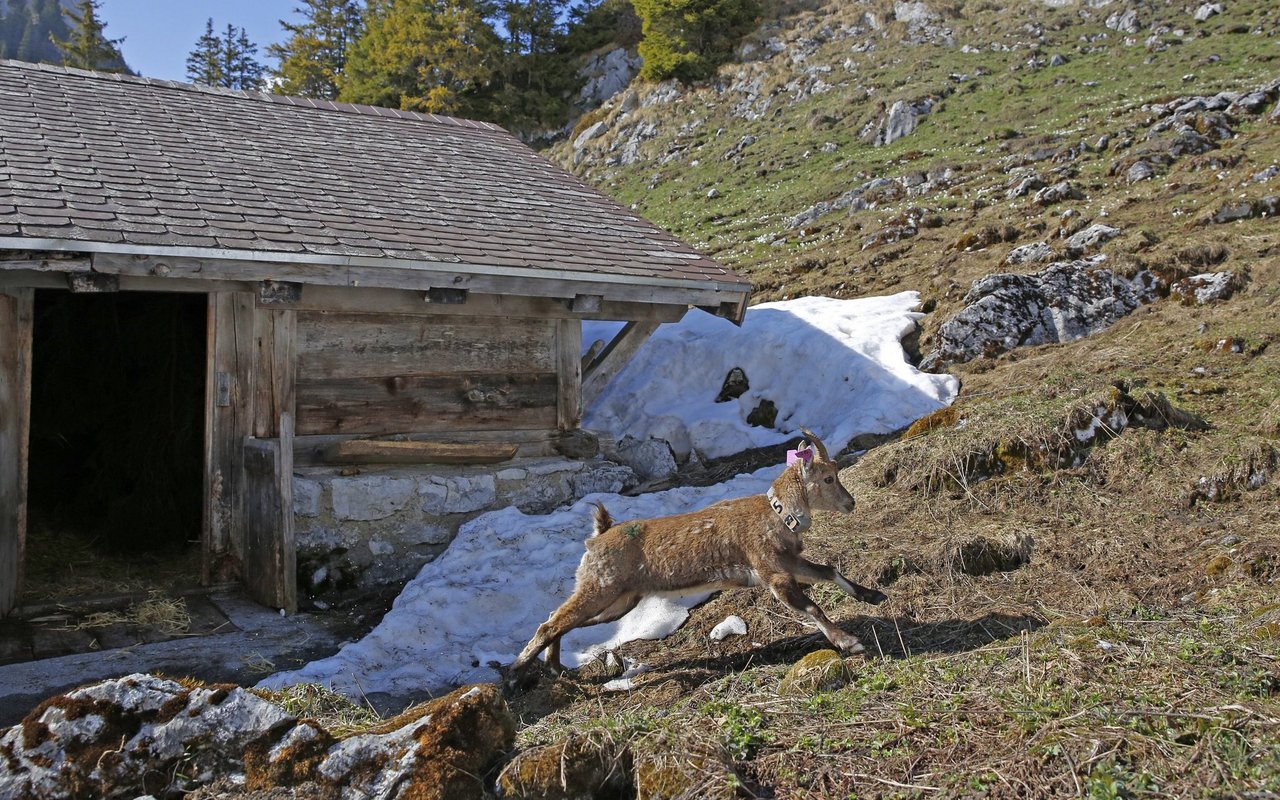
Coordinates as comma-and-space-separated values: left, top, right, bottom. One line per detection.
1170, 271, 1237, 304
1006, 241, 1055, 265
874, 98, 935, 146
1049, 53, 1068, 67
1034, 181, 1083, 206
1006, 174, 1045, 199
332, 475, 416, 521
0, 674, 292, 799
578, 48, 642, 106
573, 120, 610, 149
555, 429, 600, 459
1106, 9, 1141, 33
424, 473, 494, 512
924, 260, 1160, 366
616, 436, 679, 482
1064, 223, 1121, 255
293, 477, 322, 517
1127, 160, 1155, 183
1193, 2, 1223, 22
893, 1, 939, 26
572, 462, 637, 496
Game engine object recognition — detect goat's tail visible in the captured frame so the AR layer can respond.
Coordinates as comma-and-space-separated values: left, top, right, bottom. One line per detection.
590, 502, 613, 537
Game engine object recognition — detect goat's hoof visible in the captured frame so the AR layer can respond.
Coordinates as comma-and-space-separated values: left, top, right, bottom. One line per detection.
500, 663, 542, 694
865, 589, 888, 605
839, 639, 866, 655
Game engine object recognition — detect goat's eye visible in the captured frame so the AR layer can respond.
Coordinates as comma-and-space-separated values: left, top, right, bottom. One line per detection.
824, 476, 834, 484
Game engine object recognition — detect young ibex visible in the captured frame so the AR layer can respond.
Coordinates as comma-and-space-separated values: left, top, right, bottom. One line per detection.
509, 429, 886, 681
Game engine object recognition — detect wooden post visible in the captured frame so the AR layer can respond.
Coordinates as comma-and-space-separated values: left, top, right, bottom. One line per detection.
242, 413, 296, 613
0, 289, 33, 616
203, 292, 255, 583
556, 318, 582, 431
582, 321, 660, 410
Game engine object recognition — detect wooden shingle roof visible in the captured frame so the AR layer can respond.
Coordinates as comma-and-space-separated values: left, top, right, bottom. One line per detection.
0, 60, 749, 313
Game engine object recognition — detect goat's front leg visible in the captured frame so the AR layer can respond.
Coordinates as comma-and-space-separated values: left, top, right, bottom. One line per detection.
767, 577, 865, 654
788, 556, 888, 605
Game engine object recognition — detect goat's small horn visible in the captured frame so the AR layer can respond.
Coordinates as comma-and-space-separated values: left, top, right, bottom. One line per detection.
799, 427, 828, 461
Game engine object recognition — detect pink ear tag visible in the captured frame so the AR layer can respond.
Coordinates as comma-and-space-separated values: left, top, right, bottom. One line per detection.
786, 448, 813, 466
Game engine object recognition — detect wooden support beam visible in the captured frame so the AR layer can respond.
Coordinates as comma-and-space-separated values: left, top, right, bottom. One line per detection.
293, 429, 560, 465
556, 318, 582, 431
582, 321, 661, 409
324, 439, 518, 465
203, 292, 255, 582
0, 289, 33, 616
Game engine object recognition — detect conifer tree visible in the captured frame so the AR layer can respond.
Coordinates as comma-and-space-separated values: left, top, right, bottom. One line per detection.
50, 0, 130, 72
339, 0, 500, 117
186, 18, 223, 86
185, 19, 265, 90
633, 0, 758, 83
269, 0, 364, 100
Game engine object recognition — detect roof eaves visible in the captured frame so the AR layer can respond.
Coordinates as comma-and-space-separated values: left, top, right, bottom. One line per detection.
0, 237, 753, 296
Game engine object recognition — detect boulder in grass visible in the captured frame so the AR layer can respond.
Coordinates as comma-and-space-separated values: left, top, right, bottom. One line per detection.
779, 650, 851, 696
496, 732, 632, 800
922, 259, 1160, 368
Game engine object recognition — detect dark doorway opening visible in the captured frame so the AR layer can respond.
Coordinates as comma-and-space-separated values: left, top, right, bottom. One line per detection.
23, 290, 207, 605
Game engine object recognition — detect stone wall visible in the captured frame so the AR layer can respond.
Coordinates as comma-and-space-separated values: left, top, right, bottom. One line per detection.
293, 458, 636, 594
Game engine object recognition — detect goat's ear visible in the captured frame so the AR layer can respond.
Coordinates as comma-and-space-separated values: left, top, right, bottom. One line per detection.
798, 453, 811, 479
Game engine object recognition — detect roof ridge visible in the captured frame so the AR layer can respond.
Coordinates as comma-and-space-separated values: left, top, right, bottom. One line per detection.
0, 58, 507, 133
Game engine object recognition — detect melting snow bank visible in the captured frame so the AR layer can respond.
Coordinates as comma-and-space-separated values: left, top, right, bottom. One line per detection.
585, 292, 959, 460
259, 468, 782, 698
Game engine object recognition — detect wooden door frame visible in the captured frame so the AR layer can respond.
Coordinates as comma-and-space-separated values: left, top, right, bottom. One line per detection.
0, 288, 33, 616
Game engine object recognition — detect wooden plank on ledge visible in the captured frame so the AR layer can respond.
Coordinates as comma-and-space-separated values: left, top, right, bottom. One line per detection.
324, 439, 520, 465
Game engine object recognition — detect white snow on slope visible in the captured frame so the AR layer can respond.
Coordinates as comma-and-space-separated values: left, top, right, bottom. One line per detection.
262, 294, 957, 698
585, 292, 957, 459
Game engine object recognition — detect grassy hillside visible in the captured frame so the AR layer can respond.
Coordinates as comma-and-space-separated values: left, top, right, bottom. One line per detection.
503, 0, 1280, 796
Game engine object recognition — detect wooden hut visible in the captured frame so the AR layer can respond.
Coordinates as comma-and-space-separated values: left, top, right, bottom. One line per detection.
0, 60, 750, 615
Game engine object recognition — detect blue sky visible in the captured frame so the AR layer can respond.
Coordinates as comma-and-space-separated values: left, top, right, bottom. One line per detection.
100, 0, 302, 81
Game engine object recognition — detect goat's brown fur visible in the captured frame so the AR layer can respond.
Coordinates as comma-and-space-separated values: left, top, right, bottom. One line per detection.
510, 430, 886, 683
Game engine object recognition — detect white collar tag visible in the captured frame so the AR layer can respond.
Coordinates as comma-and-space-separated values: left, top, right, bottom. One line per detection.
766, 487, 803, 532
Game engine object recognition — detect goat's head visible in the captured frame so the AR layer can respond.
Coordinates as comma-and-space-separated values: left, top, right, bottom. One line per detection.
794, 428, 856, 514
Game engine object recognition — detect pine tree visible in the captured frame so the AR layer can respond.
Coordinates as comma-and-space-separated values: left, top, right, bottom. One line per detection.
186, 19, 265, 90
186, 18, 223, 86
339, 0, 501, 117
50, 0, 130, 72
269, 0, 364, 100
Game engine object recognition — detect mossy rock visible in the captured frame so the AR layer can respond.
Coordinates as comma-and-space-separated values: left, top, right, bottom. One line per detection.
632, 733, 737, 800
399, 683, 516, 800
903, 406, 962, 439
779, 649, 850, 696
496, 731, 632, 799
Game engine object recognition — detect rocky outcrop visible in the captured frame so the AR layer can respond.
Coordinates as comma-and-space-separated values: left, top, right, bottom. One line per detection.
0, 674, 291, 799
579, 48, 642, 107
1170, 271, 1239, 304
868, 98, 936, 146
0, 677, 515, 800
923, 259, 1160, 368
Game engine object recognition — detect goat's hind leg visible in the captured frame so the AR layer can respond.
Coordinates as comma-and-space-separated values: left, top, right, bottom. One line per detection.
790, 556, 888, 605
768, 577, 866, 654
512, 589, 621, 676
543, 592, 642, 674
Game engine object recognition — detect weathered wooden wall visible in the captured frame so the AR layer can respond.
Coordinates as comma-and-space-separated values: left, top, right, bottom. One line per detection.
294, 312, 561, 436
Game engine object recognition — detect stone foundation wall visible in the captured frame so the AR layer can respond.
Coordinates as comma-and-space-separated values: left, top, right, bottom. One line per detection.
293, 458, 636, 594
